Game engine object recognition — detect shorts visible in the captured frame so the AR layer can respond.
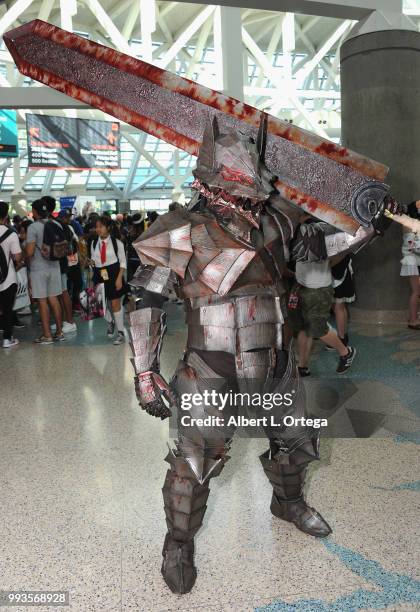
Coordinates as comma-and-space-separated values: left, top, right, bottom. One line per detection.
61, 272, 68, 292
287, 284, 334, 338
30, 267, 62, 299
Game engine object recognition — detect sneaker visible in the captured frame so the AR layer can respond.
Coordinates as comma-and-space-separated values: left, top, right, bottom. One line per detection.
325, 344, 335, 352
107, 321, 115, 338
14, 320, 26, 329
51, 322, 77, 333
34, 335, 54, 345
62, 321, 77, 333
298, 366, 311, 377
336, 346, 356, 374
113, 331, 125, 345
53, 332, 66, 342
2, 338, 19, 348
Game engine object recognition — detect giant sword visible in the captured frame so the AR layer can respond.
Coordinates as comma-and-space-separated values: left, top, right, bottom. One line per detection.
4, 19, 399, 234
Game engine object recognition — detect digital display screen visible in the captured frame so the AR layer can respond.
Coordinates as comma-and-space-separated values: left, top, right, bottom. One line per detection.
0, 110, 19, 158
26, 114, 120, 170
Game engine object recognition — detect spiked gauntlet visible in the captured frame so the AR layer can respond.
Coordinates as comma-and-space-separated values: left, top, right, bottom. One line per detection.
129, 307, 175, 420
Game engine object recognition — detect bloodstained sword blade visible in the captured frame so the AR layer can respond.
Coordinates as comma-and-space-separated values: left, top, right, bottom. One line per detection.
4, 19, 390, 234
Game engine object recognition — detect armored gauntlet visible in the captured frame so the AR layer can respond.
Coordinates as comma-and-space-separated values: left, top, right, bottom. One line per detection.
129, 307, 175, 420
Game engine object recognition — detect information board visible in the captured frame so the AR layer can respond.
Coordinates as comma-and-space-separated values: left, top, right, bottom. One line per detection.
26, 114, 120, 170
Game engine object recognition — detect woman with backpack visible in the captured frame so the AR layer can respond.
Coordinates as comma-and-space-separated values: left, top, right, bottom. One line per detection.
90, 215, 127, 345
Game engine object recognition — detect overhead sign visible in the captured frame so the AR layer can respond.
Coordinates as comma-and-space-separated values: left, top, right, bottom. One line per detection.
59, 196, 77, 211
26, 114, 120, 170
0, 110, 19, 157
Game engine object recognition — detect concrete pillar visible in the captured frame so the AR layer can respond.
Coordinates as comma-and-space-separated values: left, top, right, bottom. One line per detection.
340, 27, 420, 318
117, 199, 131, 214
214, 6, 244, 100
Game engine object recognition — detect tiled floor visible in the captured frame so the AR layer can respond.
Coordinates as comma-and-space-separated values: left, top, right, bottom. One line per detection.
1, 305, 419, 612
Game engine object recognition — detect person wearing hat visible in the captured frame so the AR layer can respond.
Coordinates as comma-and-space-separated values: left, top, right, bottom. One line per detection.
26, 199, 63, 344
126, 213, 145, 282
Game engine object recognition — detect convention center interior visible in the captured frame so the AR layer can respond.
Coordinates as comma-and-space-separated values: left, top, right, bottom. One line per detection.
0, 0, 419, 610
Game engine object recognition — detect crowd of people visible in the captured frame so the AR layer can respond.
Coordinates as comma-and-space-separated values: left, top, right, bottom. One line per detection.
0, 196, 156, 348
0, 197, 419, 377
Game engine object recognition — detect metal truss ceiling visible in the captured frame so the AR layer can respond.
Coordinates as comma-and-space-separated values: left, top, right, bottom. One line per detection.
0, 0, 419, 201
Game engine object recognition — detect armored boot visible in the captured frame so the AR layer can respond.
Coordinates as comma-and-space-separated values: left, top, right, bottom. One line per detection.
260, 449, 332, 538
161, 447, 225, 593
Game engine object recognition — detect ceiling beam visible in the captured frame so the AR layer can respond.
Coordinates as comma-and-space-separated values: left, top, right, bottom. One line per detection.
173, 0, 402, 21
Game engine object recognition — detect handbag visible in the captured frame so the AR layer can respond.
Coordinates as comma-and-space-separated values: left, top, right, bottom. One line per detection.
13, 267, 31, 311
79, 280, 106, 321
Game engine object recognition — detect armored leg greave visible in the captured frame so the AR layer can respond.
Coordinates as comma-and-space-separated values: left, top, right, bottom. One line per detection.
161, 448, 226, 594
260, 446, 332, 538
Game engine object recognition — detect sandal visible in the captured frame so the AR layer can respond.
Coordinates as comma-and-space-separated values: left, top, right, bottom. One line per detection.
408, 323, 420, 330
53, 332, 66, 342
34, 335, 54, 345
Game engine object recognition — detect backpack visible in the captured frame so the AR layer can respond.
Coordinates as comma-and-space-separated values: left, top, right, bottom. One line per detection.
0, 228, 13, 284
41, 219, 69, 261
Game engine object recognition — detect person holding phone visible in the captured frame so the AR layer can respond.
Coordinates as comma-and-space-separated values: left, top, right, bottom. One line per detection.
90, 215, 127, 345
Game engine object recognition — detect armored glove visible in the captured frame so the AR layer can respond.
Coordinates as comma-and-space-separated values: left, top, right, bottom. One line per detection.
129, 306, 174, 419
134, 371, 176, 420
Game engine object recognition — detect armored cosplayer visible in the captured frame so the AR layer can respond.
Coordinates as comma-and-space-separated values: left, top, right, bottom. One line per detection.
4, 19, 413, 595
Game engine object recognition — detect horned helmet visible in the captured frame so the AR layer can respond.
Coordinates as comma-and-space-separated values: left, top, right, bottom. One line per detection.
193, 113, 276, 205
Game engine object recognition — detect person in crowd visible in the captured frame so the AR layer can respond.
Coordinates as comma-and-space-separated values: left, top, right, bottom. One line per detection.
126, 213, 145, 281
400, 200, 420, 329
15, 218, 34, 318
0, 201, 23, 348
68, 210, 84, 237
11, 214, 22, 233
43, 197, 76, 334
324, 254, 355, 350
146, 211, 158, 227
90, 215, 127, 345
84, 212, 99, 241
26, 199, 64, 344
18, 218, 33, 244
288, 216, 356, 375
58, 209, 82, 316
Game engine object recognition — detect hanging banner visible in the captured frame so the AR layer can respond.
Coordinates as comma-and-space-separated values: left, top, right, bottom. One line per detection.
59, 196, 77, 211
26, 114, 120, 170
0, 109, 19, 157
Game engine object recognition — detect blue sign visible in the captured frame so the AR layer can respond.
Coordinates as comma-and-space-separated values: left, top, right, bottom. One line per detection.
0, 110, 19, 157
59, 196, 77, 211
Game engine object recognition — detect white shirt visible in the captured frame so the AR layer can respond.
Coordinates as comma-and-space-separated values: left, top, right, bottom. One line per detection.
91, 235, 126, 269
295, 260, 332, 289
0, 226, 22, 292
